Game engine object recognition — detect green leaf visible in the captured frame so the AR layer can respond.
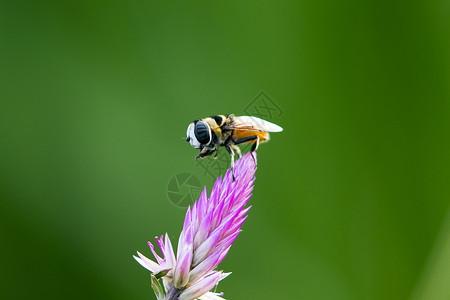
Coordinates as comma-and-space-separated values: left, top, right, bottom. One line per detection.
154, 268, 171, 279
151, 275, 166, 300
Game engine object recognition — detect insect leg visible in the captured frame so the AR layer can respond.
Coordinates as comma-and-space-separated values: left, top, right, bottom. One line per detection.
204, 149, 216, 158
234, 135, 257, 145
225, 145, 236, 181
195, 147, 215, 159
231, 144, 242, 158
250, 136, 260, 166
195, 148, 207, 159
213, 147, 219, 159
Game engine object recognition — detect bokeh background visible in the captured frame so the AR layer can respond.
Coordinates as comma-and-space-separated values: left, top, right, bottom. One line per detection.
1, 0, 449, 299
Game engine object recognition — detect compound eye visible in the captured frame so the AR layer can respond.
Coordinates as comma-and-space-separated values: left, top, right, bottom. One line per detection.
194, 121, 211, 145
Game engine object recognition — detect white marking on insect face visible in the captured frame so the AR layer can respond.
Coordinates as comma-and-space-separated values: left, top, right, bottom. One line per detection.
186, 122, 201, 149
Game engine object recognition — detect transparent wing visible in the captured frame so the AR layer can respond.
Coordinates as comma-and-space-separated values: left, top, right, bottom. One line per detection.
227, 116, 283, 132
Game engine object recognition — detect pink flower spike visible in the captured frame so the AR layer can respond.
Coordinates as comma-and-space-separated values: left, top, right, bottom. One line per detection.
134, 153, 256, 299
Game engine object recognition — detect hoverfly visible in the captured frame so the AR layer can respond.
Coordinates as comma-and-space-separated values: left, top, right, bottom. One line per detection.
186, 114, 283, 180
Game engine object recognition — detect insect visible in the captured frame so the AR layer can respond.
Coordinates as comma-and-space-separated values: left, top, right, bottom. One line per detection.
186, 114, 283, 180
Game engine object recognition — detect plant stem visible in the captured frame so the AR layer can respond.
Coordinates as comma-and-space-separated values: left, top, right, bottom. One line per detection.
165, 286, 182, 300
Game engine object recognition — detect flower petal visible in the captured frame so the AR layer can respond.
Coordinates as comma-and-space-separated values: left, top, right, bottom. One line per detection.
188, 249, 222, 284
219, 272, 231, 281
134, 252, 160, 273
149, 240, 164, 265
173, 225, 193, 288
198, 292, 225, 300
164, 233, 176, 267
192, 220, 226, 266
194, 208, 213, 250
178, 271, 222, 300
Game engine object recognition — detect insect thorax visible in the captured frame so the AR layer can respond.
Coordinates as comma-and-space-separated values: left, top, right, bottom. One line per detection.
203, 116, 232, 146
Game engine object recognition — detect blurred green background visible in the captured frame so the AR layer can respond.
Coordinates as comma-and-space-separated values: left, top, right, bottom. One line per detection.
1, 0, 449, 299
